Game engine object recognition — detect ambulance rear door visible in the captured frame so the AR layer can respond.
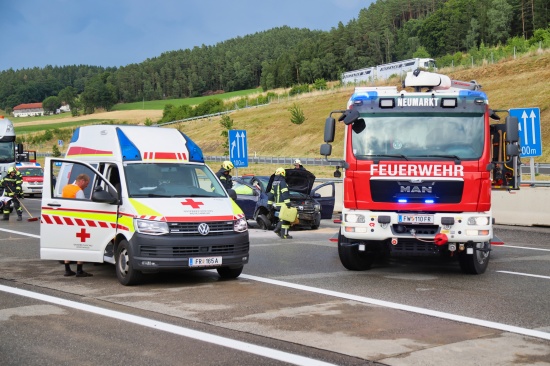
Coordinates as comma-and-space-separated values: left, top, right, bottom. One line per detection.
41, 158, 119, 263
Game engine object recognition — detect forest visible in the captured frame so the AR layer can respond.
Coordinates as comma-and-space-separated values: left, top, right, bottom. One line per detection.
0, 0, 548, 115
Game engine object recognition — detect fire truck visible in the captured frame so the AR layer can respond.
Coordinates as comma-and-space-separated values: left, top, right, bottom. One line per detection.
321, 71, 520, 274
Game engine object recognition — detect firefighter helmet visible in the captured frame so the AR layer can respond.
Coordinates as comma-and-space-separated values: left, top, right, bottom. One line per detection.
222, 161, 234, 171
294, 159, 301, 165
7, 166, 16, 174
275, 167, 286, 176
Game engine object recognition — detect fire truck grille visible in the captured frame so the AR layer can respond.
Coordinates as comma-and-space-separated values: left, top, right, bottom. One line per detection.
140, 242, 249, 257
371, 180, 464, 204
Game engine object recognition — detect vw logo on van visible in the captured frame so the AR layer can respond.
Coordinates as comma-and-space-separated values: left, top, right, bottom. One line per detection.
197, 223, 210, 236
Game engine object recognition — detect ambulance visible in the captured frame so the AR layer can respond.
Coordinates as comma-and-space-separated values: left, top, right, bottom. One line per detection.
40, 125, 249, 285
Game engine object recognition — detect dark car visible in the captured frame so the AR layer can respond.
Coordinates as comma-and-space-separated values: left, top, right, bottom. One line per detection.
232, 169, 335, 230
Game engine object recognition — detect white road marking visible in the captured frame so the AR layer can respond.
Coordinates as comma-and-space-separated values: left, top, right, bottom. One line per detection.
500, 245, 550, 252
497, 271, 550, 280
0, 228, 40, 239
0, 284, 336, 366
240, 274, 550, 341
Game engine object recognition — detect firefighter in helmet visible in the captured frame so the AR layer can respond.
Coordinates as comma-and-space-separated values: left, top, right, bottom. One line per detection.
1, 167, 24, 221
216, 161, 234, 191
267, 167, 292, 239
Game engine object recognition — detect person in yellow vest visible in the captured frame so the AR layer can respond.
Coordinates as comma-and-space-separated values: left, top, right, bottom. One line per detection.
0, 167, 24, 221
61, 173, 93, 277
267, 167, 293, 239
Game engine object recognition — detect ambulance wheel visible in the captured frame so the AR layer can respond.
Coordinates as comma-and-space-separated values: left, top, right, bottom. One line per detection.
458, 242, 490, 274
338, 232, 373, 271
217, 266, 243, 279
116, 240, 143, 286
256, 214, 271, 230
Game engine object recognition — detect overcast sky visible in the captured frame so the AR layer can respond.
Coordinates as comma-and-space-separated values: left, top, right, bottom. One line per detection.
1, 0, 373, 72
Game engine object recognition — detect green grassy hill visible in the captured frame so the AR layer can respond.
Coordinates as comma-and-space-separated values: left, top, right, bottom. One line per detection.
6, 50, 549, 177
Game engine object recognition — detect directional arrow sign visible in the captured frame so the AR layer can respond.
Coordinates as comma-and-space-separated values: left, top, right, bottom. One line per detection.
509, 108, 542, 157
228, 130, 248, 167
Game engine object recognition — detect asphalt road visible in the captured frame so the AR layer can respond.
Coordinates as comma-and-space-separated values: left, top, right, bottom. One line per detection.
1, 198, 549, 366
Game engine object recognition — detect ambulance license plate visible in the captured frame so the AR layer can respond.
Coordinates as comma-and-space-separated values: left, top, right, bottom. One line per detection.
398, 214, 434, 224
189, 256, 222, 267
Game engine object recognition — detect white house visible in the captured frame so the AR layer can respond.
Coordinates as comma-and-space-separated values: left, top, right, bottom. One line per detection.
12, 103, 44, 117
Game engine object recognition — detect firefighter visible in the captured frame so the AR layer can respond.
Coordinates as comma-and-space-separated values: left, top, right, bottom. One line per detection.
1, 167, 24, 221
293, 159, 305, 170
216, 161, 234, 190
267, 167, 292, 239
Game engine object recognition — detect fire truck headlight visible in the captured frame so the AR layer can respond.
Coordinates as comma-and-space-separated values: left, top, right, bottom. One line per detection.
135, 219, 169, 235
467, 216, 489, 226
234, 217, 248, 232
346, 214, 365, 223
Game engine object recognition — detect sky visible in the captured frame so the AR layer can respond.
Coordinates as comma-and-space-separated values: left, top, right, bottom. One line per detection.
0, 0, 373, 72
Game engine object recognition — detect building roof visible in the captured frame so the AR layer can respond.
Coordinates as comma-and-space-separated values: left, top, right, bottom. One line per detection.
13, 103, 43, 110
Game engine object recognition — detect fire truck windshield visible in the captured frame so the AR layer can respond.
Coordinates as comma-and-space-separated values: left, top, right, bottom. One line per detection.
0, 141, 15, 163
351, 113, 484, 160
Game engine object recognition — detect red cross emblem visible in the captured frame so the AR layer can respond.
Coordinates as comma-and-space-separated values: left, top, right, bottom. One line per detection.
181, 198, 204, 209
76, 228, 91, 243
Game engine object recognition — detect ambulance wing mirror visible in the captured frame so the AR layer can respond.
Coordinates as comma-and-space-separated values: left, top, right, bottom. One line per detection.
505, 116, 519, 143
92, 186, 118, 204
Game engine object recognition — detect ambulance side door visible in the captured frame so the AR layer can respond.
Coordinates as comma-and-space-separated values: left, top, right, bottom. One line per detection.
40, 158, 119, 263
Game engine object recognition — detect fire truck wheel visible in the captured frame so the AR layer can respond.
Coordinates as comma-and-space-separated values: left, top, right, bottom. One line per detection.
217, 266, 243, 279
338, 232, 373, 271
458, 242, 490, 274
256, 214, 271, 230
116, 239, 144, 286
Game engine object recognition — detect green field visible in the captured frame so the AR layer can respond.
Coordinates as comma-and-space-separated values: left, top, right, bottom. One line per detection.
111, 88, 263, 111
14, 119, 115, 134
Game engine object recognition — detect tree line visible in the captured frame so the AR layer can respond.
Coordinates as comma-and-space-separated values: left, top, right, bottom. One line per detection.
0, 0, 548, 114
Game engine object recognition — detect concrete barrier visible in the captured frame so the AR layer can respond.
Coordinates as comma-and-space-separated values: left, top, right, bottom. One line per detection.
316, 182, 550, 227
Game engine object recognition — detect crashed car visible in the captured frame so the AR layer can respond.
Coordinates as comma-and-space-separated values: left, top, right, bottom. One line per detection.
232, 169, 335, 230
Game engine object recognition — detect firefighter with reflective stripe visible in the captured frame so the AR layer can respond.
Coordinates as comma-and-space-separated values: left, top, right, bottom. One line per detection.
267, 167, 292, 239
0, 167, 23, 221
215, 161, 234, 191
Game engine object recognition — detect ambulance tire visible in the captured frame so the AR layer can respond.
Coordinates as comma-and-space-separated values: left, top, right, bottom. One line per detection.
116, 240, 144, 286
458, 242, 490, 275
338, 232, 373, 271
217, 266, 243, 279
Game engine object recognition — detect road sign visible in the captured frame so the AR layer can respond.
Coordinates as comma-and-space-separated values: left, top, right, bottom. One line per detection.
509, 108, 542, 157
229, 130, 248, 168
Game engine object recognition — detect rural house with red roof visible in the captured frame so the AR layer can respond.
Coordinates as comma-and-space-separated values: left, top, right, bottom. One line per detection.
13, 103, 44, 117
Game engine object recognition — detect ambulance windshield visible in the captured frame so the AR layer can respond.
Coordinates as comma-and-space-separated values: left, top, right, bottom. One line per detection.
351, 113, 484, 160
124, 163, 226, 198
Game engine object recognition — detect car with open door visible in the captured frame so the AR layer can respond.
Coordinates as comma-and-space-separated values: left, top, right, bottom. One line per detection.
232, 169, 335, 230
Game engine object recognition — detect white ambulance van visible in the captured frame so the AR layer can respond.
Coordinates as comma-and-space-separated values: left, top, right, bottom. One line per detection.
40, 125, 249, 285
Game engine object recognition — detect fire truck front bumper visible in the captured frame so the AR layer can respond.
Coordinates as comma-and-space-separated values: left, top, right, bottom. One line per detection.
340, 210, 493, 244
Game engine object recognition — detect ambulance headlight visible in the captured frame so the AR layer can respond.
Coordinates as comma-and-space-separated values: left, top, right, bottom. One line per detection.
234, 217, 248, 232
467, 216, 489, 226
135, 219, 169, 235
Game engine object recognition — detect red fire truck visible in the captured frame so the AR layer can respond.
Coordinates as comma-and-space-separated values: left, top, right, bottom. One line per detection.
321, 71, 520, 274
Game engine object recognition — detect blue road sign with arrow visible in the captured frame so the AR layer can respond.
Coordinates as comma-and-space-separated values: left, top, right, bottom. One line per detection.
509, 108, 542, 157
229, 130, 248, 167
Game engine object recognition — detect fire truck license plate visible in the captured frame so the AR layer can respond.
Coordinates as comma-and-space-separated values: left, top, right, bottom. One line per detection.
398, 215, 434, 224
189, 257, 222, 267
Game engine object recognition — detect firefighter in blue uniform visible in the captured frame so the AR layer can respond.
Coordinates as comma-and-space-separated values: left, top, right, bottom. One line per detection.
267, 167, 292, 239
1, 167, 24, 221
